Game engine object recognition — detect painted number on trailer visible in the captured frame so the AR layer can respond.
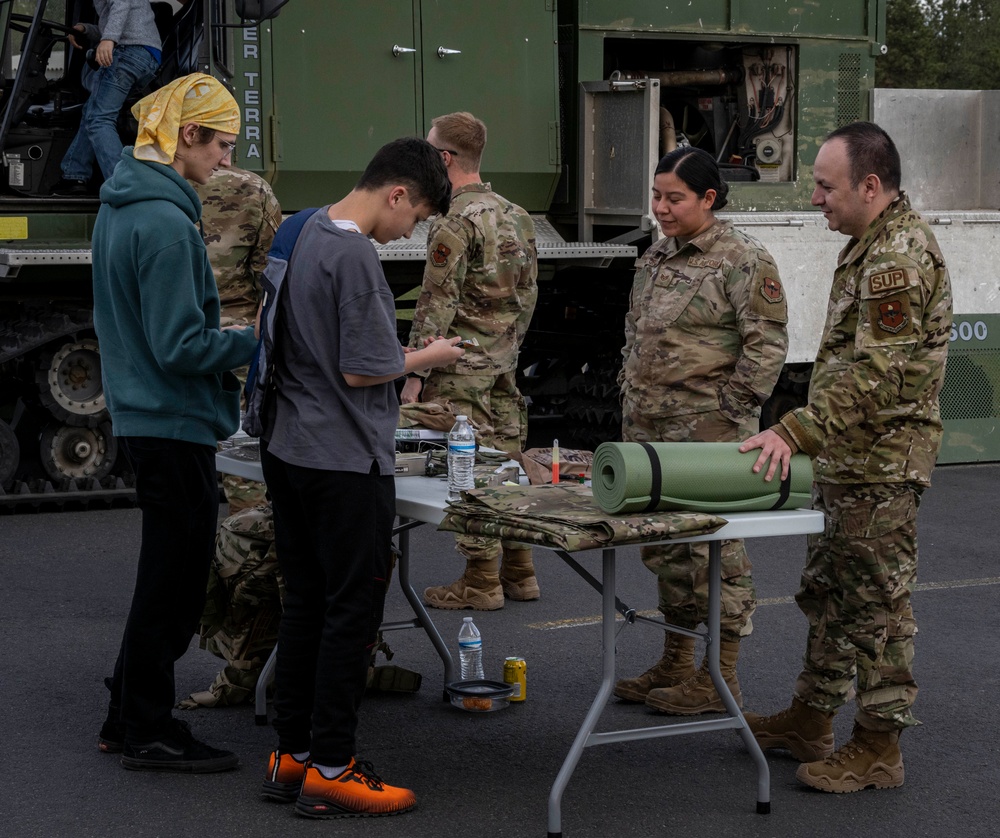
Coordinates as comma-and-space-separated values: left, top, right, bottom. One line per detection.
950, 320, 988, 343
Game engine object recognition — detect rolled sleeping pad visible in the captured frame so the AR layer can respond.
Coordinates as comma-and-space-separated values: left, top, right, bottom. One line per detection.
592, 441, 813, 515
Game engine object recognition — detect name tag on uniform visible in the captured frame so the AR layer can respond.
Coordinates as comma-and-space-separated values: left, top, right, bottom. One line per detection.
687, 255, 722, 269
867, 268, 908, 295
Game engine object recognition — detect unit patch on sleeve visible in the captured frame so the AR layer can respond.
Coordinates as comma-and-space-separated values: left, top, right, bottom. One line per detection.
750, 273, 787, 320
430, 242, 452, 267
869, 294, 913, 339
760, 276, 784, 304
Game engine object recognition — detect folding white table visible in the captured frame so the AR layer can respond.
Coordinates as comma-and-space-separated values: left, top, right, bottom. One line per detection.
215, 445, 461, 722
537, 507, 823, 836
216, 445, 824, 835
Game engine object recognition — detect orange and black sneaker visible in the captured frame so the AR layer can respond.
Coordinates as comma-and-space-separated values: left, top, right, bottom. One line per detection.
295, 758, 416, 818
261, 750, 308, 802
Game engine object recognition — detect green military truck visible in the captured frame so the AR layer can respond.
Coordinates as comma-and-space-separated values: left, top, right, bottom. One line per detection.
1, 0, 998, 505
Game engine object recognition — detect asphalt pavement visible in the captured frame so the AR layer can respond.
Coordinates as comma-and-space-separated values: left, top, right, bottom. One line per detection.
2, 462, 998, 837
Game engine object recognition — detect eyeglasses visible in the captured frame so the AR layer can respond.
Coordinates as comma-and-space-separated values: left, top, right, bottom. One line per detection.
219, 140, 238, 159
432, 146, 459, 157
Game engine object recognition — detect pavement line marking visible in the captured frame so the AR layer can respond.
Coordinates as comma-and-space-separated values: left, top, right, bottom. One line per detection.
526, 576, 1000, 631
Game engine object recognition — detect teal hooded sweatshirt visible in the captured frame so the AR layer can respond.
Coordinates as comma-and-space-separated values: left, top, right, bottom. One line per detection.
92, 149, 258, 446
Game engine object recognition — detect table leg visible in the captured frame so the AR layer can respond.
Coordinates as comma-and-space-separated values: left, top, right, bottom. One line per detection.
395, 517, 455, 696
255, 646, 276, 725
252, 516, 459, 724
705, 540, 771, 814
547, 547, 617, 837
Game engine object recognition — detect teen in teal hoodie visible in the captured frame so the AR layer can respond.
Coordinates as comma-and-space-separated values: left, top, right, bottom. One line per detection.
92, 147, 257, 445
90, 74, 255, 773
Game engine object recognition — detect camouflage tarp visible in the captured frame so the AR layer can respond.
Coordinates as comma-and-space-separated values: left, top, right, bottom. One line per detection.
438, 482, 725, 552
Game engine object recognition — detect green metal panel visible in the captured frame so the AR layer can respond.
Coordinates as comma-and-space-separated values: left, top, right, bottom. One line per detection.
230, 8, 277, 184
576, 0, 728, 31
572, 29, 606, 86
577, 0, 880, 38
938, 315, 1000, 464
232, 0, 559, 212
239, 0, 421, 209
735, 0, 874, 38
419, 0, 560, 211
7, 212, 94, 243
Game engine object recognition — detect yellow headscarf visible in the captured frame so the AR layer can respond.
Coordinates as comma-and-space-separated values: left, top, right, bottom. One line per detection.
131, 73, 241, 164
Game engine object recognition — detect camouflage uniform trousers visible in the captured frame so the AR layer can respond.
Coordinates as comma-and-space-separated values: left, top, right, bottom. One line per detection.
422, 370, 527, 565
181, 505, 284, 708
794, 482, 922, 731
623, 405, 758, 640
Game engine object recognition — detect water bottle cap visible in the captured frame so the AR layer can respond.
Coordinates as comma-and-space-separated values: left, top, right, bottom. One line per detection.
463, 616, 474, 622
456, 415, 468, 421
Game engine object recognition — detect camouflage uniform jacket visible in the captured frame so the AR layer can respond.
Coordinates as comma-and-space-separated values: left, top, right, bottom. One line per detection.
620, 220, 789, 423
408, 182, 538, 375
778, 193, 952, 486
196, 167, 282, 325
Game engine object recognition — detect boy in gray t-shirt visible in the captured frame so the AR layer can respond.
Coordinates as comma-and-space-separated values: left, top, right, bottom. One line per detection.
264, 216, 407, 476
259, 138, 462, 818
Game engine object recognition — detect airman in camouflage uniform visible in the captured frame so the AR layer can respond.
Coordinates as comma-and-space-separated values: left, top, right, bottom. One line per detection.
180, 505, 283, 708
740, 122, 952, 794
401, 112, 539, 611
195, 166, 281, 512
615, 155, 789, 715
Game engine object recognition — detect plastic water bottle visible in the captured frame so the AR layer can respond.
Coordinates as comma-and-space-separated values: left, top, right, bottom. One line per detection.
447, 415, 476, 502
458, 616, 484, 680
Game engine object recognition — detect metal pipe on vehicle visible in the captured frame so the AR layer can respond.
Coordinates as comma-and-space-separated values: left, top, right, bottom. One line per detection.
611, 68, 742, 87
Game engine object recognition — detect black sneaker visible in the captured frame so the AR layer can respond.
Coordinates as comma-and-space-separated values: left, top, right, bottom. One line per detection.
51, 178, 91, 197
121, 719, 239, 773
99, 677, 125, 753
99, 717, 126, 753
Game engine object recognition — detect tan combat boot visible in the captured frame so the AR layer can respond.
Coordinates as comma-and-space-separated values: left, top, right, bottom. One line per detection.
743, 698, 835, 762
614, 633, 697, 702
499, 546, 540, 601
424, 562, 503, 610
644, 639, 742, 714
795, 724, 904, 792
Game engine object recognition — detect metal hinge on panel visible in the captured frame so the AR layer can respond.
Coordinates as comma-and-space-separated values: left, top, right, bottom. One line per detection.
549, 121, 561, 166
270, 115, 282, 162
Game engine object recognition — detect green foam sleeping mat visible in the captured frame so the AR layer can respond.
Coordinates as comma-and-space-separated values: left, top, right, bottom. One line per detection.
592, 441, 813, 515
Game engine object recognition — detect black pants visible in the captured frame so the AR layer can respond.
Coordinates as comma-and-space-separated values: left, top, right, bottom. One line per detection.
108, 437, 219, 742
261, 444, 394, 765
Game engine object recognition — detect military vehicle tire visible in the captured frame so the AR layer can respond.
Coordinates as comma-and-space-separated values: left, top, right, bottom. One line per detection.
39, 420, 117, 482
36, 338, 109, 427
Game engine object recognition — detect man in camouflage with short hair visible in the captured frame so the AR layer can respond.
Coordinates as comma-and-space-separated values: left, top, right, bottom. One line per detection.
195, 165, 281, 511
401, 111, 538, 611
740, 121, 952, 793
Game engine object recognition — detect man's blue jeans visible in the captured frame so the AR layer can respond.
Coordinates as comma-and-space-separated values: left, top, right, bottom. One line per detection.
61, 45, 159, 181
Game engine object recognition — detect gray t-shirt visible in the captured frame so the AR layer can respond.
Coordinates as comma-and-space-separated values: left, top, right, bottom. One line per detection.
263, 210, 405, 475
